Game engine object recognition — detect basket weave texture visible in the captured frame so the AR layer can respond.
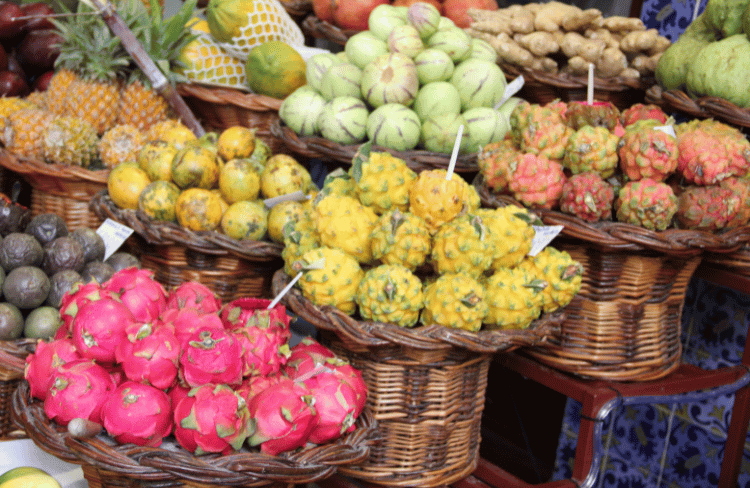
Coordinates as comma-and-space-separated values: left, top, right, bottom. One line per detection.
272, 270, 563, 486
12, 381, 377, 488
0, 149, 107, 230
645, 85, 750, 130
0, 338, 36, 439
270, 121, 479, 173
90, 190, 283, 302
300, 15, 353, 45
474, 174, 750, 381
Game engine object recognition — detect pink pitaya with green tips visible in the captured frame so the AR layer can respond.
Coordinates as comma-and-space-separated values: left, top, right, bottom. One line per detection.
236, 374, 283, 404
302, 365, 363, 444
323, 359, 368, 418
173, 383, 252, 455
24, 338, 81, 401
44, 359, 117, 426
101, 381, 173, 447
56, 282, 119, 339
72, 297, 136, 364
179, 327, 244, 387
282, 337, 336, 380
115, 322, 181, 390
161, 308, 224, 347
232, 327, 290, 378
247, 379, 318, 456
167, 383, 191, 410
104, 268, 168, 323
220, 298, 291, 342
166, 281, 222, 314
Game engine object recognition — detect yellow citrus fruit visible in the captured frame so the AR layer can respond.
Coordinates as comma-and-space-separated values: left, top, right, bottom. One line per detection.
175, 188, 224, 231
138, 140, 178, 182
219, 158, 262, 203
267, 200, 305, 243
108, 162, 152, 210
171, 145, 221, 189
217, 126, 256, 161
138, 180, 181, 222
260, 154, 313, 198
160, 124, 197, 149
211, 189, 230, 215
245, 41, 307, 99
221, 200, 268, 240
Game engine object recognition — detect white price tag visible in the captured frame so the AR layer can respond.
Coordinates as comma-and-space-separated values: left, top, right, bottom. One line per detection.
264, 190, 309, 209
495, 75, 525, 109
528, 225, 563, 256
654, 125, 676, 138
96, 218, 134, 261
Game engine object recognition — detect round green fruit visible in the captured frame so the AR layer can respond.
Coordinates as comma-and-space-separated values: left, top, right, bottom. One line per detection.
388, 24, 424, 59
280, 88, 327, 136
421, 113, 471, 154
369, 4, 407, 41
320, 63, 364, 101
451, 58, 507, 111
427, 27, 472, 63
463, 107, 510, 153
413, 81, 462, 122
317, 97, 369, 145
305, 53, 343, 93
345, 31, 389, 70
406, 2, 440, 39
470, 38, 498, 61
361, 52, 419, 108
366, 103, 421, 151
414, 48, 454, 84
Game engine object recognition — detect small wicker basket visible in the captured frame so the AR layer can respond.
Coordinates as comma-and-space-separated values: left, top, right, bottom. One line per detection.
645, 85, 750, 131
272, 270, 563, 487
90, 190, 283, 302
474, 174, 750, 381
0, 149, 107, 231
0, 339, 36, 439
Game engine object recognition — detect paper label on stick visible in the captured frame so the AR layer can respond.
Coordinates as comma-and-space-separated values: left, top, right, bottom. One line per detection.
654, 125, 676, 138
528, 225, 563, 256
264, 190, 309, 208
495, 75, 525, 109
97, 219, 134, 261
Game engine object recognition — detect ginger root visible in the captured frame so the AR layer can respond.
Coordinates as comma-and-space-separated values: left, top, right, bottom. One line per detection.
560, 32, 606, 63
597, 16, 645, 33
516, 31, 560, 56
495, 32, 535, 67
561, 8, 602, 31
595, 47, 628, 77
619, 28, 660, 53
534, 1, 582, 32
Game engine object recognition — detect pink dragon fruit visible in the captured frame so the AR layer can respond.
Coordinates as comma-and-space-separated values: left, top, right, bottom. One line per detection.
44, 359, 117, 426
167, 383, 192, 410
166, 281, 222, 314
56, 282, 119, 339
247, 379, 318, 456
72, 297, 136, 364
283, 337, 337, 380
161, 308, 224, 347
302, 366, 363, 444
24, 338, 81, 401
232, 328, 290, 378
101, 381, 173, 447
115, 322, 181, 390
179, 327, 244, 387
220, 298, 291, 342
173, 383, 252, 455
236, 374, 283, 404
319, 358, 368, 418
106, 363, 127, 387
103, 268, 168, 322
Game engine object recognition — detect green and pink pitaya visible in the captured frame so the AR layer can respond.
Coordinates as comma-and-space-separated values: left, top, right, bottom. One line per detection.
115, 322, 181, 390
104, 268, 168, 322
617, 120, 678, 182
166, 281, 222, 314
675, 185, 741, 230
615, 178, 678, 230
101, 381, 173, 447
72, 297, 136, 364
44, 359, 117, 426
563, 126, 619, 177
620, 103, 668, 127
559, 172, 615, 222
507, 153, 567, 209
24, 338, 81, 401
179, 327, 244, 387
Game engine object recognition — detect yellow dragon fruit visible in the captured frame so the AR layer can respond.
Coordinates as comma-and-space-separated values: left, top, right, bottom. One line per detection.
408, 169, 470, 234
314, 194, 378, 264
475, 206, 536, 270
351, 142, 417, 214
422, 273, 488, 332
294, 247, 364, 315
370, 209, 431, 271
431, 214, 493, 278
355, 264, 424, 327
483, 267, 546, 330
517, 247, 583, 313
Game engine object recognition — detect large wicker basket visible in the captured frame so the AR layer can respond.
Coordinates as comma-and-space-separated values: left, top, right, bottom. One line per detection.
645, 84, 750, 131
474, 174, 750, 381
0, 149, 107, 231
0, 339, 36, 439
90, 190, 283, 302
272, 270, 563, 487
12, 381, 377, 488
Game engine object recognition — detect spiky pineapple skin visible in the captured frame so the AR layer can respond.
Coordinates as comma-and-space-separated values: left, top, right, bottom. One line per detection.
563, 125, 619, 177
370, 209, 431, 271
353, 152, 416, 214
295, 247, 364, 315
676, 186, 741, 231
559, 172, 615, 223
615, 178, 677, 231
618, 120, 678, 182
2, 108, 55, 159
408, 169, 468, 234
431, 214, 493, 278
421, 273, 488, 332
42, 116, 100, 167
116, 80, 173, 132
46, 69, 78, 116
475, 206, 536, 270
483, 267, 544, 329
66, 78, 122, 136
507, 153, 566, 209
98, 124, 145, 168
355, 264, 424, 327
517, 247, 583, 313
314, 194, 378, 264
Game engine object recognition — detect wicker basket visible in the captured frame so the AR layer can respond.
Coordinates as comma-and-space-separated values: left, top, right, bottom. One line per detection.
0, 339, 36, 439
176, 84, 287, 155
270, 120, 480, 173
90, 190, 283, 302
301, 15, 354, 45
12, 381, 377, 488
0, 149, 107, 231
272, 270, 563, 486
500, 64, 656, 111
645, 84, 750, 130
474, 174, 750, 381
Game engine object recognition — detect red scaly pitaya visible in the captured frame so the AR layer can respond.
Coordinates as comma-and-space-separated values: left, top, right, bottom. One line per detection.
72, 297, 136, 364
166, 281, 222, 314
620, 103, 668, 127
220, 297, 291, 342
559, 172, 615, 223
321, 358, 368, 418
179, 327, 244, 387
106, 363, 127, 387
103, 268, 168, 323
301, 366, 363, 444
160, 308, 224, 347
44, 359, 117, 426
101, 381, 173, 447
282, 337, 336, 380
173, 383, 252, 455
507, 153, 567, 209
167, 383, 191, 411
232, 327, 290, 378
235, 374, 283, 404
247, 379, 318, 456
115, 322, 181, 390
56, 282, 119, 339
24, 338, 81, 401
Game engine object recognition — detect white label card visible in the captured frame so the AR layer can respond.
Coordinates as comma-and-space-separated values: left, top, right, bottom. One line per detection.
97, 218, 134, 261
528, 225, 564, 256
654, 125, 676, 138
264, 190, 309, 209
495, 75, 525, 109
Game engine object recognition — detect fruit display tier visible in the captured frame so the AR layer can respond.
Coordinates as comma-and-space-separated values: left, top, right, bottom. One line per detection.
474, 174, 750, 381
270, 120, 479, 173
11, 381, 376, 488
0, 338, 36, 439
272, 270, 563, 487
91, 190, 283, 302
176, 84, 286, 154
645, 85, 750, 132
0, 150, 106, 231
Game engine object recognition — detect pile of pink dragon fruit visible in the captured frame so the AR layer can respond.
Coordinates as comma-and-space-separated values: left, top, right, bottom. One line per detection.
23, 267, 368, 456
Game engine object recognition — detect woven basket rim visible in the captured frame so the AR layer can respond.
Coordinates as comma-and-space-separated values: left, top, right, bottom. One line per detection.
473, 173, 750, 256
90, 190, 283, 262
272, 269, 564, 354
177, 83, 283, 112
0, 338, 37, 376
645, 85, 750, 128
0, 149, 108, 184
300, 14, 353, 45
269, 120, 479, 173
500, 63, 656, 94
12, 381, 377, 486
279, 0, 313, 18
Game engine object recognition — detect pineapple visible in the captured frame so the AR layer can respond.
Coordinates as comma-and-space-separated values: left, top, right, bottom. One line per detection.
0, 97, 35, 119
431, 214, 493, 278
41, 116, 100, 167
294, 246, 364, 315
355, 264, 424, 327
351, 145, 417, 214
475, 206, 536, 270
3, 108, 55, 159
98, 124, 146, 168
45, 69, 77, 116
517, 247, 584, 313
314, 194, 378, 264
117, 78, 173, 131
370, 209, 431, 271
484, 267, 546, 330
421, 273, 488, 332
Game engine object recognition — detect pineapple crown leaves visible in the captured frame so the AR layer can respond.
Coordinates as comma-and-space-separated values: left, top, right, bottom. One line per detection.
350, 141, 374, 183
